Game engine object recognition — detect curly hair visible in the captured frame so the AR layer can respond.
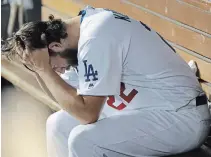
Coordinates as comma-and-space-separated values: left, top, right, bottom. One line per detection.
1, 15, 68, 61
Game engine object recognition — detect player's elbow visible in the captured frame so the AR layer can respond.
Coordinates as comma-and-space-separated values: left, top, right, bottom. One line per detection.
64, 104, 100, 125
64, 96, 105, 125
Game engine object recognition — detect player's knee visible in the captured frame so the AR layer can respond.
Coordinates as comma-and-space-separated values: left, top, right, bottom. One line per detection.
46, 110, 67, 135
68, 125, 89, 152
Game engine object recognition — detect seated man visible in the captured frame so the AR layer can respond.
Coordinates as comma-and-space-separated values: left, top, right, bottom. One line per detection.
2, 6, 210, 157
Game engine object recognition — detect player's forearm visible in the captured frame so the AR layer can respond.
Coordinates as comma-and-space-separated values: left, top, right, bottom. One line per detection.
34, 72, 58, 102
36, 67, 93, 124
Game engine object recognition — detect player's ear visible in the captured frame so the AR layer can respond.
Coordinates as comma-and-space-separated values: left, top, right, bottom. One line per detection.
48, 42, 63, 52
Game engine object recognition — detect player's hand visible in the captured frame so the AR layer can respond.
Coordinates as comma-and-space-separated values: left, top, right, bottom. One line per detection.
16, 46, 51, 73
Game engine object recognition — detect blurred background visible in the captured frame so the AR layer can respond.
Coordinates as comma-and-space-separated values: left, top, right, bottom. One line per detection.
1, 1, 53, 157
1, 0, 42, 90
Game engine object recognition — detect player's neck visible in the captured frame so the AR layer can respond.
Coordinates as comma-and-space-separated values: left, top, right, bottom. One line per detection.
65, 16, 81, 49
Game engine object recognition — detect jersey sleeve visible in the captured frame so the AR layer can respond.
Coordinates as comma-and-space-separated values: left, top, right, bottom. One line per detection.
60, 68, 79, 89
77, 37, 122, 96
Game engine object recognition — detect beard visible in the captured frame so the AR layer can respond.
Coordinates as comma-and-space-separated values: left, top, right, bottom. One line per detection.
59, 48, 78, 67
49, 48, 78, 68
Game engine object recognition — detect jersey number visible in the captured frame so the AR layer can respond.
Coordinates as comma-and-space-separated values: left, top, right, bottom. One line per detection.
107, 83, 138, 110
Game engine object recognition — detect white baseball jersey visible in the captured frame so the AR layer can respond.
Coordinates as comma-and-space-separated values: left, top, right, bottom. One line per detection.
64, 6, 203, 118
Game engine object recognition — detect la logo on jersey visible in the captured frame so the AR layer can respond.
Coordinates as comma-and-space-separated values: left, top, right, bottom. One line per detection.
83, 60, 98, 85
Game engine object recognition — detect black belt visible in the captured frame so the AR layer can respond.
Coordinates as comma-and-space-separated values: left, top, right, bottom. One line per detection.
196, 94, 207, 107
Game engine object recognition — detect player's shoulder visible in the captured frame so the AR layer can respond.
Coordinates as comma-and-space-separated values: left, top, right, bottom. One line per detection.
78, 35, 115, 57
80, 6, 113, 23
80, 6, 117, 30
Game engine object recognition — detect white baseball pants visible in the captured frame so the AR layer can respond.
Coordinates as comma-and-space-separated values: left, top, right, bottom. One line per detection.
46, 105, 210, 157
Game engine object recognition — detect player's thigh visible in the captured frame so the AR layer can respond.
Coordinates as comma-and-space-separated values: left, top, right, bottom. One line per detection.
68, 110, 173, 155
47, 110, 80, 135
69, 110, 177, 143
68, 110, 203, 156
47, 110, 80, 157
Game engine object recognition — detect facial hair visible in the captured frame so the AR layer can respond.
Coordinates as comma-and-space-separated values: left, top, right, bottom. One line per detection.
49, 48, 78, 68
59, 48, 78, 67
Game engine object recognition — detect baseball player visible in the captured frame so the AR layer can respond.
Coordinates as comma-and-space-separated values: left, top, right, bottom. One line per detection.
2, 6, 210, 157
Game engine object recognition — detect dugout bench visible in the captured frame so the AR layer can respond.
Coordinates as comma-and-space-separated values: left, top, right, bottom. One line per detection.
1, 0, 211, 156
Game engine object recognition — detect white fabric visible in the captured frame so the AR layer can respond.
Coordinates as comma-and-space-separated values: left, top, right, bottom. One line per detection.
9, 0, 34, 9
46, 110, 79, 157
76, 6, 204, 118
77, 37, 122, 96
60, 68, 79, 89
188, 60, 198, 74
53, 6, 211, 157
46, 105, 210, 157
